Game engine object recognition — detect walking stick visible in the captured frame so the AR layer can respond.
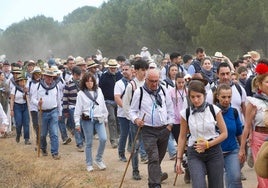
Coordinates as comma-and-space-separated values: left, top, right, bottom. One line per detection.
37, 98, 42, 157
173, 173, 178, 186
119, 113, 146, 188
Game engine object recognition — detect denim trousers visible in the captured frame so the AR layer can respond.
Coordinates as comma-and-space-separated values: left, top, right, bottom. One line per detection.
105, 102, 119, 144
167, 133, 177, 158
14, 103, 30, 140
69, 108, 84, 147
141, 125, 170, 187
129, 121, 141, 172
58, 109, 69, 141
40, 108, 59, 155
223, 148, 242, 188
187, 144, 224, 188
118, 117, 130, 155
81, 119, 107, 166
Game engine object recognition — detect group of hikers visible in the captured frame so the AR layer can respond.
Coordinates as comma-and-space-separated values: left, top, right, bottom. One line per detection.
0, 46, 267, 188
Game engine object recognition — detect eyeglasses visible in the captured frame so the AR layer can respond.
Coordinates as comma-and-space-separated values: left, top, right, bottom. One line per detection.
147, 79, 159, 83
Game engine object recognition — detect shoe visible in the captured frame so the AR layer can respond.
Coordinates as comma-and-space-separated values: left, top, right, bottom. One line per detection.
87, 166, 94, 172
161, 172, 168, 182
52, 154, 61, 160
15, 135, 20, 143
25, 139, 31, 145
140, 157, 148, 164
241, 172, 247, 181
77, 145, 84, 152
63, 137, 72, 145
94, 160, 106, 170
169, 153, 177, 160
111, 143, 118, 148
42, 150, 48, 156
119, 154, 127, 162
184, 168, 191, 184
132, 171, 141, 180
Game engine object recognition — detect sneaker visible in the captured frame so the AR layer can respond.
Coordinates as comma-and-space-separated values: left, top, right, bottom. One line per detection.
119, 154, 127, 162
25, 139, 31, 145
94, 160, 106, 170
184, 168, 191, 184
42, 150, 48, 156
140, 157, 148, 164
132, 171, 141, 180
52, 154, 61, 160
241, 172, 247, 181
87, 166, 94, 172
15, 135, 20, 143
161, 172, 168, 182
169, 153, 177, 160
111, 143, 118, 149
63, 137, 72, 145
77, 145, 84, 152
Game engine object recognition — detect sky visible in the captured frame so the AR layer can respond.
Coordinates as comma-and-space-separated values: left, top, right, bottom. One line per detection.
0, 0, 107, 30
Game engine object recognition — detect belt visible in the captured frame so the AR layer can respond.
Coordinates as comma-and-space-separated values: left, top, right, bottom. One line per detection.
255, 126, 268, 134
41, 107, 57, 113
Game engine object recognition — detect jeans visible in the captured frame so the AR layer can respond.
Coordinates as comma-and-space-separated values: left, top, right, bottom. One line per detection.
142, 125, 170, 187
81, 119, 107, 166
118, 117, 130, 155
167, 133, 177, 158
58, 109, 69, 141
224, 148, 242, 188
105, 101, 119, 144
69, 108, 84, 147
129, 121, 141, 172
187, 144, 224, 188
40, 108, 59, 155
14, 103, 30, 140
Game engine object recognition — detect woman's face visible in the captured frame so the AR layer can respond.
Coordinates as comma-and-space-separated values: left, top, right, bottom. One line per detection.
169, 66, 178, 80
86, 77, 94, 90
259, 76, 268, 95
0, 73, 4, 81
217, 89, 232, 108
175, 77, 185, 90
202, 59, 212, 71
189, 90, 205, 107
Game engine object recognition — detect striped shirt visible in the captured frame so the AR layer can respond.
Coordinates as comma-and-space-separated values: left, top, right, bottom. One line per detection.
62, 78, 80, 114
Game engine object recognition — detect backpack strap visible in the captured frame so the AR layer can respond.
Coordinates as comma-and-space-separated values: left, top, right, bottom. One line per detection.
186, 107, 190, 123
208, 104, 216, 121
234, 83, 242, 98
233, 108, 239, 119
139, 86, 143, 110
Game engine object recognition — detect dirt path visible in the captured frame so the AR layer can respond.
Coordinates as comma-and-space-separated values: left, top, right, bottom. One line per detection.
0, 133, 257, 188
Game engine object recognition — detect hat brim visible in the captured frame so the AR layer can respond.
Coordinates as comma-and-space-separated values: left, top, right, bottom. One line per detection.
87, 64, 100, 69
254, 141, 268, 178
104, 64, 120, 68
43, 72, 57, 77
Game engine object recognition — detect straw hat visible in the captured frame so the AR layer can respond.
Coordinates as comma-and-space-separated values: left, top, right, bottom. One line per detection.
87, 60, 99, 69
42, 68, 58, 77
254, 141, 268, 178
248, 51, 260, 61
11, 67, 22, 74
104, 59, 119, 68
75, 56, 86, 66
213, 52, 224, 59
30, 66, 42, 74
141, 46, 148, 51
15, 74, 27, 82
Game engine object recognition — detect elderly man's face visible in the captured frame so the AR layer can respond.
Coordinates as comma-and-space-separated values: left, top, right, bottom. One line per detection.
146, 71, 160, 91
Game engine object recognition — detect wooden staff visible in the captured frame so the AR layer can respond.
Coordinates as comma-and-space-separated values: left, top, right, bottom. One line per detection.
37, 98, 42, 157
119, 113, 146, 188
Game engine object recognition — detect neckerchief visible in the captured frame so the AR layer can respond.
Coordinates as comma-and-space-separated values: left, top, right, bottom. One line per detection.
39, 79, 57, 95
83, 89, 99, 105
216, 102, 230, 114
143, 84, 162, 107
239, 78, 247, 88
191, 101, 209, 115
164, 78, 174, 88
254, 93, 268, 102
11, 78, 23, 92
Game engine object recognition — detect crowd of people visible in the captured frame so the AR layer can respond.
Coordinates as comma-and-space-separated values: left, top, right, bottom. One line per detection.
0, 46, 267, 188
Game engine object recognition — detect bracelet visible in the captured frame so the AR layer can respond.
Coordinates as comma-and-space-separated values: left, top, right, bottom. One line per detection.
177, 157, 183, 160
206, 141, 209, 149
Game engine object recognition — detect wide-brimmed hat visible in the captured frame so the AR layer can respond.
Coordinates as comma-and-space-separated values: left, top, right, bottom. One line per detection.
75, 56, 86, 66
27, 60, 35, 66
248, 51, 260, 61
213, 52, 224, 59
15, 74, 27, 82
3, 60, 9, 65
104, 59, 119, 68
87, 60, 99, 69
149, 62, 157, 69
141, 46, 148, 51
42, 68, 58, 77
30, 66, 42, 74
243, 53, 251, 58
11, 67, 22, 74
254, 141, 268, 178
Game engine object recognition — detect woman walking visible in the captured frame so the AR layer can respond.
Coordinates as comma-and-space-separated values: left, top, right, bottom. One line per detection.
74, 72, 108, 172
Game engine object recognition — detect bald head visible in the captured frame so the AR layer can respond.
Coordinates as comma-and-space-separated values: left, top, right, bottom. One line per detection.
145, 68, 160, 91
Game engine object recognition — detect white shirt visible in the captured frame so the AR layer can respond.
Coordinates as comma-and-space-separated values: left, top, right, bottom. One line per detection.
114, 79, 127, 117
74, 88, 108, 127
180, 105, 221, 146
11, 87, 26, 104
0, 103, 8, 126
31, 81, 62, 116
27, 80, 40, 111
129, 85, 174, 127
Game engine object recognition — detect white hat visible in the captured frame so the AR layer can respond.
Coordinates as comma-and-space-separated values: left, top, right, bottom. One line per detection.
141, 46, 148, 51
30, 66, 42, 74
149, 62, 157, 68
104, 59, 119, 68
213, 52, 224, 59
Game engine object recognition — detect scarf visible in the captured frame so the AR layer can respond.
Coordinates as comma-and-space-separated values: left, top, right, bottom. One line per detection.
239, 78, 247, 88
83, 89, 99, 105
39, 79, 57, 95
191, 101, 209, 114
201, 68, 214, 84
143, 84, 162, 107
164, 78, 174, 88
216, 102, 230, 114
253, 93, 268, 102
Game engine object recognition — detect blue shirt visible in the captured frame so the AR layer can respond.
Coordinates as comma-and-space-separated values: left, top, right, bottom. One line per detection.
221, 107, 242, 152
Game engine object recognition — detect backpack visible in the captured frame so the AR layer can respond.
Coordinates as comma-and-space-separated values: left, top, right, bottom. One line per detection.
120, 77, 129, 99
211, 83, 242, 99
